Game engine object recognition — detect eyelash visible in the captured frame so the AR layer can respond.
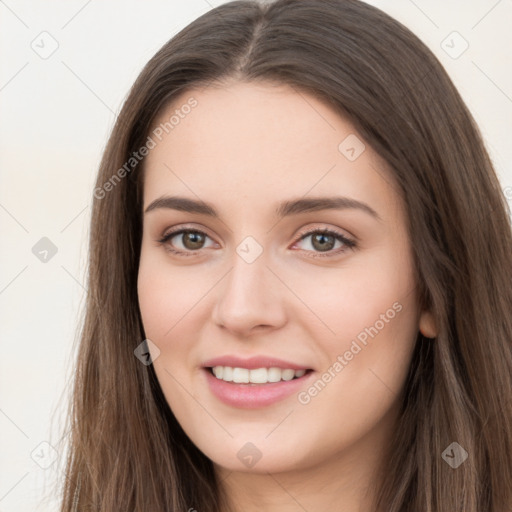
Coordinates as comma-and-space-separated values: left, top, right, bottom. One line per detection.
157, 225, 357, 259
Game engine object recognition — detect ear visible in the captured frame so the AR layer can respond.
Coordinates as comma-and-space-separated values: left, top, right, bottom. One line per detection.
419, 309, 437, 339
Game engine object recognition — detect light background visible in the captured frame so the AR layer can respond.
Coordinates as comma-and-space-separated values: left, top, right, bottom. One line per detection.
0, 1, 511, 510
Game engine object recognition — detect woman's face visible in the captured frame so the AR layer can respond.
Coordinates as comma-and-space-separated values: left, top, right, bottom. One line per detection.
137, 81, 436, 475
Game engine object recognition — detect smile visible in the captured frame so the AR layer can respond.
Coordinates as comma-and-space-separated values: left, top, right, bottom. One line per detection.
203, 367, 314, 409
210, 366, 308, 384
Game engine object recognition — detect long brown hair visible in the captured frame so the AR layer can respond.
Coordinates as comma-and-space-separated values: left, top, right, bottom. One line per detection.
58, 1, 512, 510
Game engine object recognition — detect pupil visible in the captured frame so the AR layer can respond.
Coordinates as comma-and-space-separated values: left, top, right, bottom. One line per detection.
313, 233, 334, 251
184, 232, 204, 249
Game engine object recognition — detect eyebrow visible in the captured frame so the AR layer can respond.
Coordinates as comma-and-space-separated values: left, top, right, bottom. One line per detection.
144, 195, 381, 221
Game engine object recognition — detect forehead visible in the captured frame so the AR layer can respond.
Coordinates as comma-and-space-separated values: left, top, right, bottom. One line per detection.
148, 80, 352, 163
143, 81, 400, 217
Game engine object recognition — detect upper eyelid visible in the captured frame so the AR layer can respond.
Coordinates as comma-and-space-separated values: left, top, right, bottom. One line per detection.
159, 224, 216, 242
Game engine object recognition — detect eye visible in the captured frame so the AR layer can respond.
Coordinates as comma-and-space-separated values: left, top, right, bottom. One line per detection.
157, 227, 216, 256
291, 227, 356, 258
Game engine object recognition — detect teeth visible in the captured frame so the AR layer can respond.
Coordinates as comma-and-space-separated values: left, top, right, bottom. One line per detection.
210, 366, 308, 384
233, 367, 249, 383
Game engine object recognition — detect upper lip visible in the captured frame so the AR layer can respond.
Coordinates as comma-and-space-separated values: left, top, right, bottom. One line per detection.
202, 355, 312, 371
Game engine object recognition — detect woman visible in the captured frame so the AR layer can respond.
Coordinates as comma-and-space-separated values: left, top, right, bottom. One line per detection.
59, 1, 512, 511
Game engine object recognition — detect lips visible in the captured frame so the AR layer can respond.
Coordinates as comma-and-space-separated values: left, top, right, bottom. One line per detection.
201, 355, 315, 409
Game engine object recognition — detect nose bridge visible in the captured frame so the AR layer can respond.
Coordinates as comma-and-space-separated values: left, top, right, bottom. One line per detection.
212, 241, 286, 334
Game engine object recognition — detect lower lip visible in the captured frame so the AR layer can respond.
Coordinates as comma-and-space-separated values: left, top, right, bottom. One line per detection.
203, 368, 314, 409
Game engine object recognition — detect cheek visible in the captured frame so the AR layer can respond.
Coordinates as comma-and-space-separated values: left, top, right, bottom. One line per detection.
137, 256, 200, 407
291, 244, 417, 346
137, 248, 201, 339
137, 249, 220, 373
137, 260, 176, 340
295, 245, 419, 395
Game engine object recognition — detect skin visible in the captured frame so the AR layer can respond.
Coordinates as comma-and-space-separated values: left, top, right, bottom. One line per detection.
137, 80, 437, 512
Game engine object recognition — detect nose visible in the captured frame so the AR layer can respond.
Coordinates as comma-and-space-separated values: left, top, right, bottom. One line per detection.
211, 251, 287, 338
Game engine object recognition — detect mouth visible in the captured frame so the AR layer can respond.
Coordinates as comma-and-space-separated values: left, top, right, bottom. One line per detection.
202, 366, 315, 409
